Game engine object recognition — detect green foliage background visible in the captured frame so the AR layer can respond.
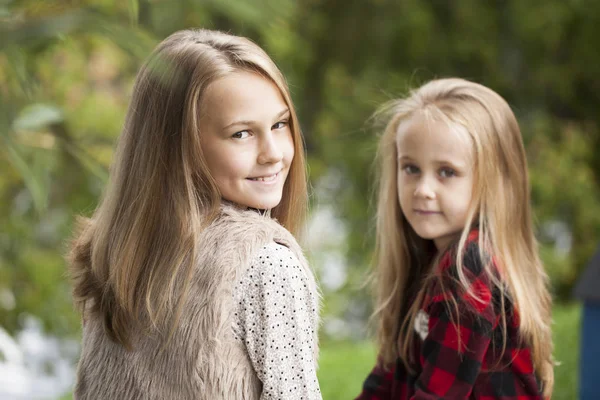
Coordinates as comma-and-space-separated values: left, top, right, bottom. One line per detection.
1, 0, 599, 397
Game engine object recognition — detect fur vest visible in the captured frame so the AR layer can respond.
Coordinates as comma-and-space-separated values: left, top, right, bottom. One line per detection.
74, 204, 318, 399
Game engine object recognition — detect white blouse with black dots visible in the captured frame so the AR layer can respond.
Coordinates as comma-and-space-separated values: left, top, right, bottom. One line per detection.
233, 242, 322, 400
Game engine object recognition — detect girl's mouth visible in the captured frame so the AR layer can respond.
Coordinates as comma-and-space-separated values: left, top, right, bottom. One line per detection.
247, 172, 279, 183
414, 209, 441, 215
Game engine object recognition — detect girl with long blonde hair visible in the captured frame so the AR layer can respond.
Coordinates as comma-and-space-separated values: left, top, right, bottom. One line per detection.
69, 29, 321, 400
356, 78, 553, 399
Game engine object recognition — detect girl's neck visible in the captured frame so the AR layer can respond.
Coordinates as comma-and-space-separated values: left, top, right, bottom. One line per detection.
221, 199, 270, 216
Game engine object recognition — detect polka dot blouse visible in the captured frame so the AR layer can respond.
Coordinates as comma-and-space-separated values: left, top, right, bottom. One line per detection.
233, 242, 322, 400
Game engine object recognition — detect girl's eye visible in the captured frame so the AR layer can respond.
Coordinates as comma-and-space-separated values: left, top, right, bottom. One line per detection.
272, 120, 288, 130
232, 130, 251, 139
402, 165, 420, 175
439, 167, 456, 178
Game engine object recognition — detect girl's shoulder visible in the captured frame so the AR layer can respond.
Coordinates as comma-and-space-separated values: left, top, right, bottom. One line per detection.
202, 203, 299, 250
228, 203, 297, 237
427, 229, 504, 315
437, 228, 496, 282
249, 241, 317, 292
248, 241, 306, 279
191, 204, 304, 285
253, 241, 297, 264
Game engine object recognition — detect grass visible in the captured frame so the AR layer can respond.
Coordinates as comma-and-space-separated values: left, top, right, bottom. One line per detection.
318, 302, 581, 400
552, 302, 581, 400
318, 340, 377, 399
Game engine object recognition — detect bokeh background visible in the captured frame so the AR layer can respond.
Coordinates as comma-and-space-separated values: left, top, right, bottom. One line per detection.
1, 0, 599, 399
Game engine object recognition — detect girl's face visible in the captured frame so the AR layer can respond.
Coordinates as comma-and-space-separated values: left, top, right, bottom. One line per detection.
199, 71, 294, 210
396, 113, 475, 251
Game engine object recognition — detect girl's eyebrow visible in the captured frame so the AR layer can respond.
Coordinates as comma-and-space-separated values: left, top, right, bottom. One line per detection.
432, 159, 468, 168
221, 108, 290, 132
397, 155, 467, 169
275, 108, 290, 119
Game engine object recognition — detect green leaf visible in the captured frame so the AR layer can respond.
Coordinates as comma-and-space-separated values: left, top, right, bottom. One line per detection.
2, 137, 48, 213
12, 104, 63, 131
128, 0, 139, 25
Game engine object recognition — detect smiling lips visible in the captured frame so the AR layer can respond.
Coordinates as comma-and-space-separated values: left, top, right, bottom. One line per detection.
247, 171, 279, 183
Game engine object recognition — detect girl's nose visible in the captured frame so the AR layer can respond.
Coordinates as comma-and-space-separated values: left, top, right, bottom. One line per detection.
413, 176, 436, 199
258, 133, 284, 164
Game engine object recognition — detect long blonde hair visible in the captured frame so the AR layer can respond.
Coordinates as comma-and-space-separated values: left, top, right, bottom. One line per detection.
372, 78, 553, 396
68, 29, 307, 348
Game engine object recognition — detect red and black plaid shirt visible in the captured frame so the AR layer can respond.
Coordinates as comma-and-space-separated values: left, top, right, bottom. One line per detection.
356, 229, 544, 399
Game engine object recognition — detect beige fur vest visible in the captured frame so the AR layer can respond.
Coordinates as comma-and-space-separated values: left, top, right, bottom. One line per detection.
74, 204, 318, 399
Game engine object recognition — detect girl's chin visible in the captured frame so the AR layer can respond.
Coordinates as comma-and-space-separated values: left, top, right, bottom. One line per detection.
224, 195, 283, 211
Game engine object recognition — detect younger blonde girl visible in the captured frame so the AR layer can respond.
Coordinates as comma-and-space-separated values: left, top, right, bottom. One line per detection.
356, 78, 553, 399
